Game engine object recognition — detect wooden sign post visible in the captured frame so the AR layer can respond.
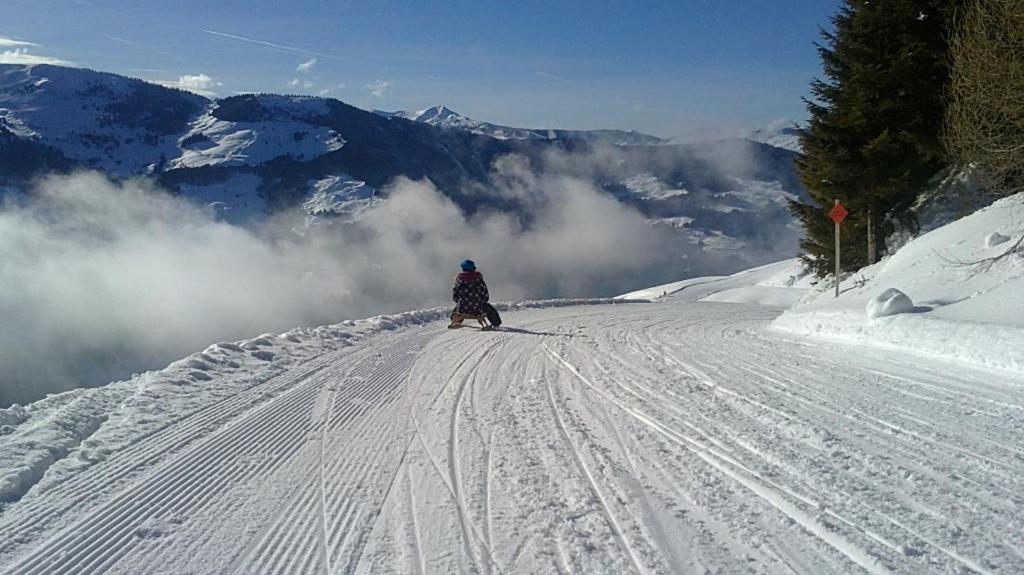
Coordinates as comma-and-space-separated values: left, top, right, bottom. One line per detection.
828, 200, 849, 298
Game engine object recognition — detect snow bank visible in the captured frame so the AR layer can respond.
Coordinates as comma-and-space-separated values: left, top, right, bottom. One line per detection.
615, 276, 726, 301
774, 192, 1024, 374
701, 285, 808, 307
617, 258, 813, 305
697, 259, 813, 307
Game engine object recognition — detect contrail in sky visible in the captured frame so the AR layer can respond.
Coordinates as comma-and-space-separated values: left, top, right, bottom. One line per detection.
536, 70, 589, 90
201, 29, 344, 61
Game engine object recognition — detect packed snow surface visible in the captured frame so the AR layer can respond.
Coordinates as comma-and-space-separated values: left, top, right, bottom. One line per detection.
2, 273, 1022, 573
775, 192, 1024, 373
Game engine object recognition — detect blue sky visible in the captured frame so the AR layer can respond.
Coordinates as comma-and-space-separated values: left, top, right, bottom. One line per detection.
3, 0, 840, 140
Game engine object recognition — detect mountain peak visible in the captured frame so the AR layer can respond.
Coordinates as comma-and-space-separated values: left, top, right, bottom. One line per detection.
413, 105, 462, 123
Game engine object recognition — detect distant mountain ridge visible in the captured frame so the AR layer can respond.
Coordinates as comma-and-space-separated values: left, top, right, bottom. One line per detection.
375, 105, 668, 146
0, 63, 808, 272
747, 121, 802, 153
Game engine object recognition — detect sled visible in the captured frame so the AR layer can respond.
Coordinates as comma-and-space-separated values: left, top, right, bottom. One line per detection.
483, 303, 502, 327
448, 312, 493, 330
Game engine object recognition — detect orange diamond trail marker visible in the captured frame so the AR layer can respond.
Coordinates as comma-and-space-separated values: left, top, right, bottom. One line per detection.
829, 200, 847, 297
828, 202, 849, 224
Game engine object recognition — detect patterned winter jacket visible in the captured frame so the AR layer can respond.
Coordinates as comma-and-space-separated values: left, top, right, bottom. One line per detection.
452, 271, 489, 315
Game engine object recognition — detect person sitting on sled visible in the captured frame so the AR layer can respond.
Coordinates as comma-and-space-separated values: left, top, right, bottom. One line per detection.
449, 259, 490, 328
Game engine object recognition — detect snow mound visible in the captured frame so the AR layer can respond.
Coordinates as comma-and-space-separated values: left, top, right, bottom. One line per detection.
774, 192, 1024, 374
865, 288, 914, 319
985, 231, 1009, 248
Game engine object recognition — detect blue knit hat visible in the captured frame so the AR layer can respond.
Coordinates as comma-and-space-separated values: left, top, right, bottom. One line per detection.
460, 259, 476, 272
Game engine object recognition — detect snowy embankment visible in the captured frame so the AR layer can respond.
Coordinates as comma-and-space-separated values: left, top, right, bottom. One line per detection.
617, 258, 813, 307
773, 192, 1024, 374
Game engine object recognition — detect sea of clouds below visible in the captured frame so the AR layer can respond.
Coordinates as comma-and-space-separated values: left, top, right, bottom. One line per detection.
0, 155, 769, 406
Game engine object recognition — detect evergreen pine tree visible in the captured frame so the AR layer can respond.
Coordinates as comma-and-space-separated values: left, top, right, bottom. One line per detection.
793, 0, 960, 276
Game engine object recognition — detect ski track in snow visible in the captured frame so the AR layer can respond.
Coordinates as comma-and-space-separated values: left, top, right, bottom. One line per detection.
2, 301, 1023, 574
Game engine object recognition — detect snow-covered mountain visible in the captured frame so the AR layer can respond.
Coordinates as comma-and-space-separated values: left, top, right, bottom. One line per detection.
1, 64, 807, 263
376, 104, 668, 146
0, 65, 209, 175
747, 120, 802, 152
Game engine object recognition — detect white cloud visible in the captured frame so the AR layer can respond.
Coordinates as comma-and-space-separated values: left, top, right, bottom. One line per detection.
0, 48, 75, 66
288, 78, 314, 89
0, 37, 39, 48
0, 165, 686, 404
365, 79, 392, 97
313, 83, 345, 97
157, 73, 222, 96
178, 74, 220, 92
296, 57, 317, 74
0, 36, 76, 66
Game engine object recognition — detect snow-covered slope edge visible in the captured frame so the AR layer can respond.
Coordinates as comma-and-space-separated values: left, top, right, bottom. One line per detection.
773, 192, 1024, 374
616, 258, 813, 306
0, 298, 643, 506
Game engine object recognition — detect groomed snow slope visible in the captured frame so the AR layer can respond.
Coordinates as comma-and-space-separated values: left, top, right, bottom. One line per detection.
774, 192, 1024, 374
2, 283, 1023, 573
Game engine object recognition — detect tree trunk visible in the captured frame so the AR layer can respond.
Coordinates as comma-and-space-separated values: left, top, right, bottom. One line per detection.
866, 203, 878, 265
